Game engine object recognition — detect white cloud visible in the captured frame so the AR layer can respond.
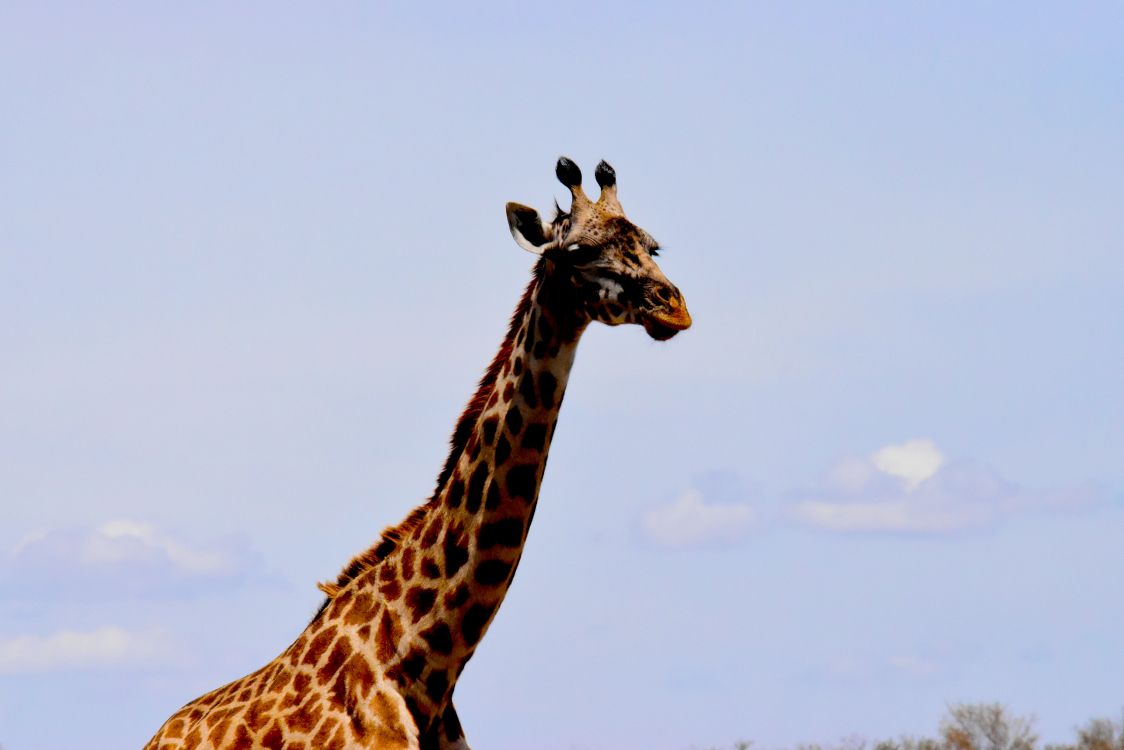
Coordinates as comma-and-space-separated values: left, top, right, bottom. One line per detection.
80, 519, 234, 574
0, 626, 175, 674
871, 439, 944, 490
3, 519, 263, 599
794, 499, 982, 533
792, 438, 1103, 533
824, 457, 876, 493
643, 489, 755, 547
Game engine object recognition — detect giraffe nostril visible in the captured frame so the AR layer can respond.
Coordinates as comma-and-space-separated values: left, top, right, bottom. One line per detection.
652, 285, 683, 309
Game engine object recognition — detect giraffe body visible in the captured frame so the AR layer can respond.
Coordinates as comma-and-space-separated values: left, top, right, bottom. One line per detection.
144, 158, 690, 750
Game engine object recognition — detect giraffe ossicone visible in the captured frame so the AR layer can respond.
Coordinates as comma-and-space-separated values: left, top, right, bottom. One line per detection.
145, 157, 691, 750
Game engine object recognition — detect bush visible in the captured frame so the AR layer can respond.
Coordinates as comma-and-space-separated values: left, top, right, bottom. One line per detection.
700, 704, 1124, 750
939, 703, 1038, 750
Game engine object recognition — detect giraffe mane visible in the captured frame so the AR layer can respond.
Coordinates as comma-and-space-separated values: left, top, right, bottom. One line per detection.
311, 261, 545, 622
430, 260, 543, 495
313, 502, 432, 610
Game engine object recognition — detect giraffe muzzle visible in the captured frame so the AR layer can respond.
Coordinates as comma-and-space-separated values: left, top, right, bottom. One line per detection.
642, 292, 692, 340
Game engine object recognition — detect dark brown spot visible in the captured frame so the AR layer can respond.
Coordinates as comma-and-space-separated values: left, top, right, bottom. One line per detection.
293, 671, 311, 694
425, 669, 450, 702
479, 518, 524, 549
485, 480, 501, 510
373, 537, 396, 559
330, 669, 349, 710
379, 577, 402, 602
482, 416, 499, 445
538, 315, 555, 341
302, 627, 334, 666
345, 591, 377, 625
444, 532, 469, 577
348, 689, 367, 737
518, 373, 538, 408
253, 671, 269, 695
420, 622, 454, 655
446, 476, 464, 509
502, 381, 515, 403
405, 696, 430, 740
443, 704, 464, 743
401, 548, 415, 581
504, 406, 523, 435
279, 689, 302, 712
285, 696, 322, 734
521, 423, 547, 452
207, 718, 231, 746
421, 519, 441, 549
421, 556, 441, 579
183, 727, 203, 750
506, 463, 538, 502
538, 371, 557, 409
262, 722, 284, 750
513, 356, 523, 375
317, 637, 350, 684
495, 434, 511, 466
401, 648, 426, 681
325, 724, 346, 750
474, 559, 513, 586
405, 586, 437, 623
444, 584, 469, 609
211, 706, 235, 721
348, 653, 375, 698
375, 607, 401, 662
268, 666, 288, 692
311, 719, 336, 748
461, 602, 494, 646
384, 661, 404, 683
245, 695, 270, 730
466, 463, 488, 514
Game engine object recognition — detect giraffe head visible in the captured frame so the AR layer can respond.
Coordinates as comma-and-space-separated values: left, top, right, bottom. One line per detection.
505, 157, 692, 341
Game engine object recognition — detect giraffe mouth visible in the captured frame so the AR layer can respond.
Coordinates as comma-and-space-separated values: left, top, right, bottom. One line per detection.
642, 308, 692, 341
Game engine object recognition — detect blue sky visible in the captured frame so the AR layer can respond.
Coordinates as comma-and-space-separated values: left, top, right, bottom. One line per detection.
2, 3, 1122, 749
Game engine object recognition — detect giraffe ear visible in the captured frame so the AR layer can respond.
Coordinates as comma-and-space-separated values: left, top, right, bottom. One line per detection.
505, 202, 552, 255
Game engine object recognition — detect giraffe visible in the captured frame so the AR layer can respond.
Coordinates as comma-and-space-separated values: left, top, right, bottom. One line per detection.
143, 157, 691, 750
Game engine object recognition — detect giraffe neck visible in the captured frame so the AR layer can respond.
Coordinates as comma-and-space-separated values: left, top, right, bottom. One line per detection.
429, 264, 586, 654
309, 263, 588, 736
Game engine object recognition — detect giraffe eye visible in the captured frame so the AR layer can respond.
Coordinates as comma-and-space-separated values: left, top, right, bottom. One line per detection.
564, 245, 602, 266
